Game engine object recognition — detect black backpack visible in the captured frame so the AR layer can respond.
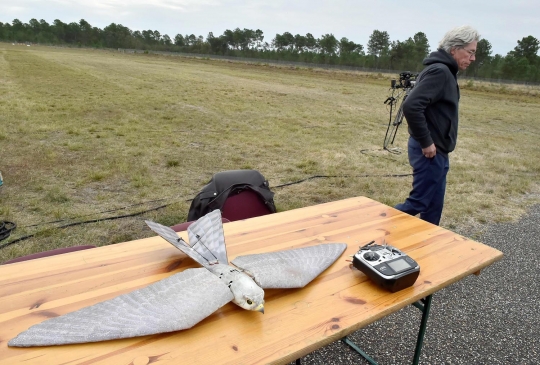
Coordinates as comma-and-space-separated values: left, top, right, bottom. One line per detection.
187, 170, 277, 221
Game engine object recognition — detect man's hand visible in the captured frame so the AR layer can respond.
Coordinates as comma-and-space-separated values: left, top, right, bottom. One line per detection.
422, 144, 436, 158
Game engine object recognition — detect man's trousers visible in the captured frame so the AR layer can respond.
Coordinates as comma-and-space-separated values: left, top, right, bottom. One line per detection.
394, 137, 450, 226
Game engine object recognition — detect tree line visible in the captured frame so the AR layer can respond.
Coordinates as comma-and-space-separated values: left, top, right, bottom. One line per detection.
1, 18, 539, 82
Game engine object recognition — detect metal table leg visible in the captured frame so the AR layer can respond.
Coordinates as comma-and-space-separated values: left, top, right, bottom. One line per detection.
341, 337, 379, 365
342, 294, 433, 365
412, 295, 433, 364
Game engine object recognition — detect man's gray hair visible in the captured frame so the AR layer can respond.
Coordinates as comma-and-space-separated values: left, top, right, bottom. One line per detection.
438, 25, 480, 53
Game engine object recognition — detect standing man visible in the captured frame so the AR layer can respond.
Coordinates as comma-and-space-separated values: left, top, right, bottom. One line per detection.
394, 25, 480, 225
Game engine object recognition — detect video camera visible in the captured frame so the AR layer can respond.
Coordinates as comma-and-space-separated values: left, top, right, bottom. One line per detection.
391, 71, 417, 89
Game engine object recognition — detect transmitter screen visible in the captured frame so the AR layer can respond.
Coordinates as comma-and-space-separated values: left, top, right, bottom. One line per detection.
388, 258, 411, 272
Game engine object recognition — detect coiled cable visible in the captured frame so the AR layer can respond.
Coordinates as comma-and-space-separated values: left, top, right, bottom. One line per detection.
0, 221, 16, 242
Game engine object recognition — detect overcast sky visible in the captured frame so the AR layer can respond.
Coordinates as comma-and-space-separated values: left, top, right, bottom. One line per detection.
2, 0, 538, 56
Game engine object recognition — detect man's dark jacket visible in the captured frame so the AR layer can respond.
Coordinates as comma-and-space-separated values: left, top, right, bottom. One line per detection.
402, 49, 460, 157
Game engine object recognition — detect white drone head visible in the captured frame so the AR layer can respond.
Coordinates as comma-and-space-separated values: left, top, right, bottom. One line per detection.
229, 274, 265, 313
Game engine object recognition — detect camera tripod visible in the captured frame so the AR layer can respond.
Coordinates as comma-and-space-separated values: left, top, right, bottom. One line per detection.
383, 72, 417, 153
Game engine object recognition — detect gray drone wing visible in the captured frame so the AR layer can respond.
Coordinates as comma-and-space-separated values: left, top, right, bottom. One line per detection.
231, 243, 347, 289
9, 268, 233, 347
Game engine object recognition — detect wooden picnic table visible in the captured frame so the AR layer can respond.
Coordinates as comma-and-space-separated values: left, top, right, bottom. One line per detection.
0, 196, 503, 364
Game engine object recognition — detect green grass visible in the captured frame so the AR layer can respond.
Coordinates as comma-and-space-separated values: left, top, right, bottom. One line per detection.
1, 44, 539, 262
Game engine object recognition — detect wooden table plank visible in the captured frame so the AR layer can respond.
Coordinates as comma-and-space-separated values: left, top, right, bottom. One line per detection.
0, 197, 502, 364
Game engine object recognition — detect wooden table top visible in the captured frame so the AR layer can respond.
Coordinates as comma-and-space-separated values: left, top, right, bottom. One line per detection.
0, 196, 503, 365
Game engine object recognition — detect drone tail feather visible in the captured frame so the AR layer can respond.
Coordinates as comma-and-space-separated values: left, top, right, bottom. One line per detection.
145, 220, 210, 268
186, 210, 229, 265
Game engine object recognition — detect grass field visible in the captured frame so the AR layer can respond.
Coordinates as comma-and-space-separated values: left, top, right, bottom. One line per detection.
1, 44, 539, 263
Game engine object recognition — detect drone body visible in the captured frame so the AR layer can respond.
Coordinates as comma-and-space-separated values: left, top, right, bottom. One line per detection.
208, 263, 265, 312
9, 210, 346, 347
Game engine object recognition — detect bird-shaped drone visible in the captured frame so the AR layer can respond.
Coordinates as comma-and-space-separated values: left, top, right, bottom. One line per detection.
9, 210, 347, 347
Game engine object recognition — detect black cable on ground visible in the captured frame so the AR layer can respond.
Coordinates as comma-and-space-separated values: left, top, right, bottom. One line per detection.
360, 148, 406, 161
0, 172, 413, 250
273, 173, 412, 189
0, 205, 168, 249
0, 221, 17, 242
22, 197, 171, 228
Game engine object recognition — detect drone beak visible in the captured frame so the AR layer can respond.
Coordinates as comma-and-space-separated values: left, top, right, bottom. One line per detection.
255, 303, 265, 314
